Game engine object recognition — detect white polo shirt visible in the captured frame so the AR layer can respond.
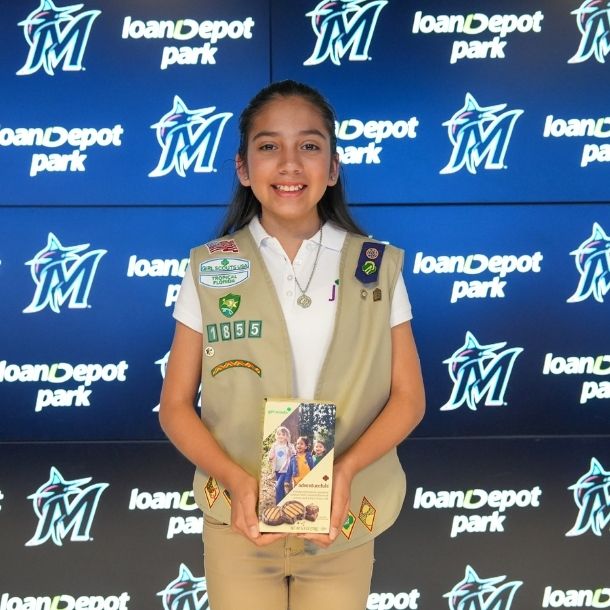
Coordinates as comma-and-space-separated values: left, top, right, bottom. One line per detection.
174, 217, 412, 398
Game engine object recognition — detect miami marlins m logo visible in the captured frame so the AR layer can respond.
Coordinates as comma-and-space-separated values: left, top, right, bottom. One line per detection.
441, 331, 523, 411
567, 222, 610, 303
304, 0, 387, 66
569, 0, 610, 63
149, 96, 232, 178
445, 566, 522, 610
23, 233, 106, 314
566, 458, 610, 537
441, 93, 523, 175
17, 0, 101, 76
26, 467, 108, 546
158, 564, 209, 610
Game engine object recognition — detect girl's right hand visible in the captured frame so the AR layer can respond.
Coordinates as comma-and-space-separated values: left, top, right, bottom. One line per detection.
227, 470, 286, 546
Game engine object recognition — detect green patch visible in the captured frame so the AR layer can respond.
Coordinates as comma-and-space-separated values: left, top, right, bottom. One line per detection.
219, 293, 241, 318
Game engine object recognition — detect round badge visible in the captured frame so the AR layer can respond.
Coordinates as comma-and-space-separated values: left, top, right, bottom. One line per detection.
360, 289, 368, 299
204, 346, 215, 357
365, 247, 379, 260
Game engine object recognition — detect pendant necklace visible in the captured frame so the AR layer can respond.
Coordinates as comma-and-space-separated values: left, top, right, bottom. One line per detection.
295, 225, 323, 308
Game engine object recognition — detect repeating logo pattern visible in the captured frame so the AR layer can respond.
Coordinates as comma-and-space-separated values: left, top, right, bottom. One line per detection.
304, 0, 387, 66
441, 93, 523, 175
17, 0, 101, 76
149, 96, 232, 177
23, 233, 106, 314
566, 457, 610, 537
26, 467, 108, 546
568, 222, 610, 303
569, 0, 610, 63
158, 564, 209, 610
445, 566, 522, 610
441, 332, 523, 411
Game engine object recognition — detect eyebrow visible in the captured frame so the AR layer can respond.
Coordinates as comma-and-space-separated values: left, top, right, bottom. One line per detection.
251, 129, 327, 141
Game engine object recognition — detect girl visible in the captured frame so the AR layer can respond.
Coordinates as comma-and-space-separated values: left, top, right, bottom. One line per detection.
160, 80, 425, 610
286, 436, 314, 488
268, 426, 296, 503
312, 438, 327, 465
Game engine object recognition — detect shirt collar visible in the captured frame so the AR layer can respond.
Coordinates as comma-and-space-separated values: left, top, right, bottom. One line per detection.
248, 216, 346, 252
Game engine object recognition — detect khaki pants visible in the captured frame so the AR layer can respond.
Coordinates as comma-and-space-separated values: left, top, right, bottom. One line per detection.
203, 518, 374, 610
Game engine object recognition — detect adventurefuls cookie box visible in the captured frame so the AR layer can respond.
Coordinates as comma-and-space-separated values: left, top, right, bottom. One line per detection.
259, 399, 336, 534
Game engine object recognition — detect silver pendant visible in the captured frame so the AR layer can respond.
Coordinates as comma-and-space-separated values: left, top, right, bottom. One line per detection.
297, 294, 312, 308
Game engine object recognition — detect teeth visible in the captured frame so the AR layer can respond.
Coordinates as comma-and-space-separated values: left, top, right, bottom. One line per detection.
275, 184, 304, 192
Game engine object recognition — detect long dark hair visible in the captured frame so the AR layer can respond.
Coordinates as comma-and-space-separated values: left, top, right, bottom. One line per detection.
217, 80, 366, 237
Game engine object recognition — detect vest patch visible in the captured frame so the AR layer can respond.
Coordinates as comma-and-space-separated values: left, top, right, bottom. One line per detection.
219, 293, 241, 318
342, 510, 357, 539
206, 239, 239, 254
206, 320, 262, 342
358, 496, 377, 532
211, 359, 262, 377
199, 257, 250, 288
355, 242, 386, 284
204, 476, 220, 508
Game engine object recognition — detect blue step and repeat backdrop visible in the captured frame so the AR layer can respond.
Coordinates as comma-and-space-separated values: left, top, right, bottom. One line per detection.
1, 0, 609, 608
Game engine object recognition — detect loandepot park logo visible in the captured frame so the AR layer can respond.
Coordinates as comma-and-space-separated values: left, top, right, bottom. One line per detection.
413, 251, 543, 303
335, 116, 418, 165
150, 96, 232, 178
413, 485, 542, 538
129, 488, 202, 539
445, 566, 522, 610
126, 254, 188, 308
441, 332, 523, 411
17, 0, 100, 76
26, 466, 108, 546
158, 565, 209, 610
569, 0, 610, 64
543, 114, 610, 168
304, 0, 387, 66
412, 10, 544, 64
23, 233, 106, 314
441, 93, 523, 175
568, 223, 610, 303
121, 15, 255, 70
566, 458, 610, 537
366, 590, 420, 610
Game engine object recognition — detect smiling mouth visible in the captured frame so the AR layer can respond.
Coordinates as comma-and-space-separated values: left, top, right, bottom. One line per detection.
273, 184, 306, 192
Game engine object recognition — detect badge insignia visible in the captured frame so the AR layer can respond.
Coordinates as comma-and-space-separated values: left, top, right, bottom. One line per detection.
199, 258, 250, 289
373, 288, 382, 301
206, 239, 239, 254
204, 477, 220, 508
358, 496, 376, 532
342, 510, 357, 539
355, 242, 386, 284
219, 293, 241, 318
204, 346, 215, 357
360, 289, 368, 299
211, 359, 262, 377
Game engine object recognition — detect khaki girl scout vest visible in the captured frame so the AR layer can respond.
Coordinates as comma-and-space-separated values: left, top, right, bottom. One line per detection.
190, 226, 406, 553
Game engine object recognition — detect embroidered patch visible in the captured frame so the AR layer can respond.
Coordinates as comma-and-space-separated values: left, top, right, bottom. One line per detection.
342, 510, 357, 539
355, 242, 386, 284
358, 497, 376, 532
204, 476, 220, 508
211, 359, 262, 377
219, 293, 241, 318
206, 320, 261, 342
373, 288, 382, 302
206, 239, 239, 254
223, 489, 231, 506
199, 258, 250, 289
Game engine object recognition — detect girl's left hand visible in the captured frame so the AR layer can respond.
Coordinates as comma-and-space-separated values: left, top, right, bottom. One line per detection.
297, 460, 353, 548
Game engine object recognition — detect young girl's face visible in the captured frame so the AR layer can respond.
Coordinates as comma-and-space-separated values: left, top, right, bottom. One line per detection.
295, 438, 308, 453
237, 96, 338, 234
275, 429, 288, 444
313, 441, 325, 456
